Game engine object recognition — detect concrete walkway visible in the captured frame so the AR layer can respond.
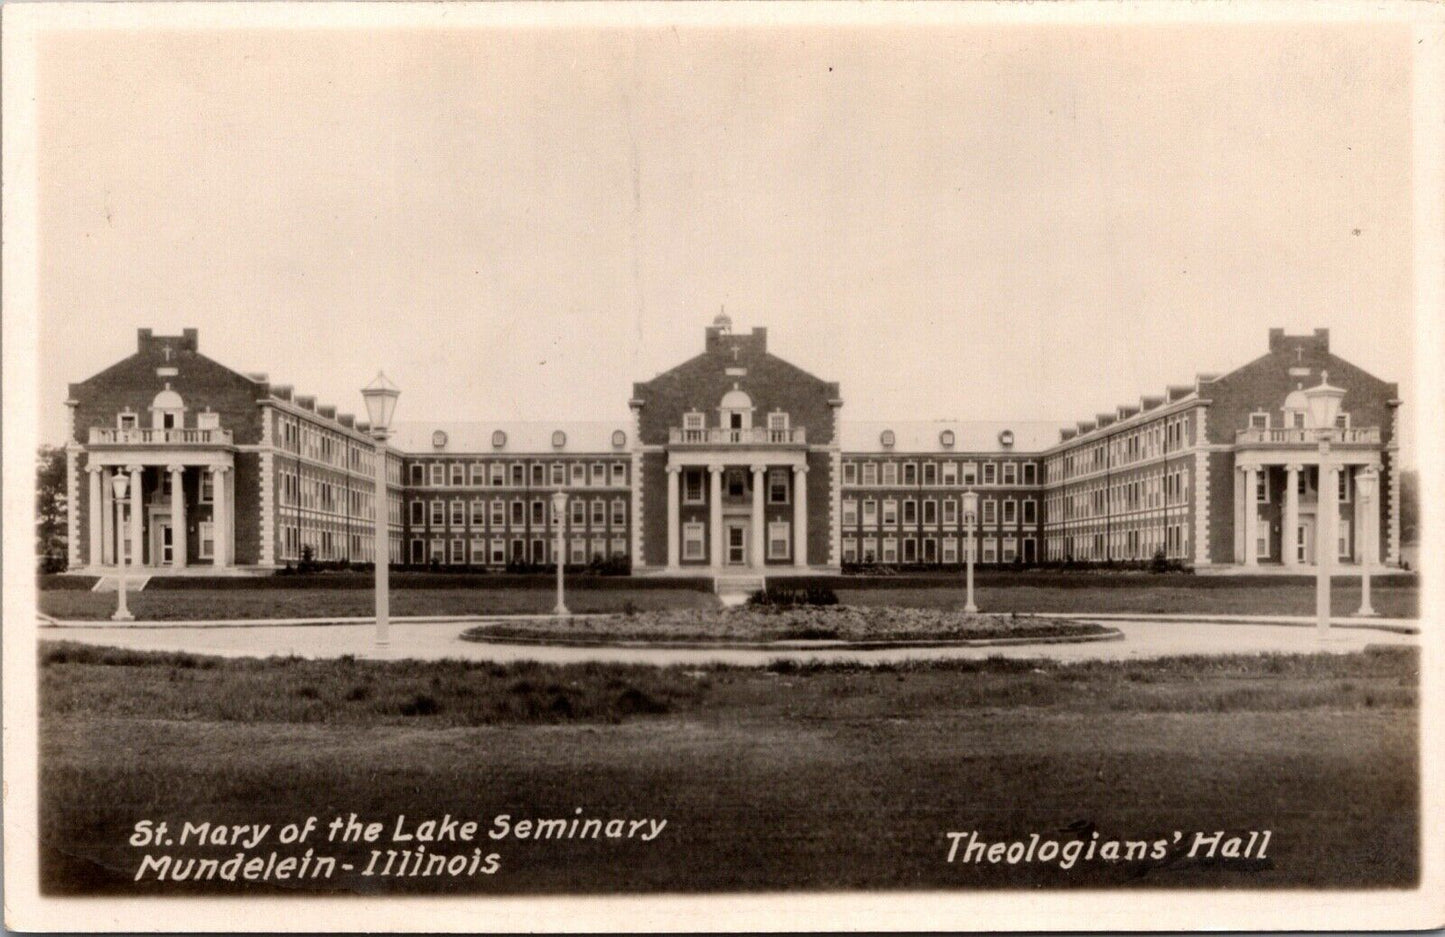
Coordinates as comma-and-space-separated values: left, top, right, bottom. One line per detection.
39, 616, 1418, 666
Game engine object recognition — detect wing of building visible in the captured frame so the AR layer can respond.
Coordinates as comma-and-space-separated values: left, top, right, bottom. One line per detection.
62, 321, 1401, 576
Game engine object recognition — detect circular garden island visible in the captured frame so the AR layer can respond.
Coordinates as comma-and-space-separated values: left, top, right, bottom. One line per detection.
461, 606, 1119, 650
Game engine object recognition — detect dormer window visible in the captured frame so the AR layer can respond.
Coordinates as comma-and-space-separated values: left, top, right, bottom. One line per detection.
1249, 412, 1270, 430
118, 411, 138, 430
197, 411, 220, 430
718, 386, 754, 432
149, 383, 186, 429
767, 412, 790, 441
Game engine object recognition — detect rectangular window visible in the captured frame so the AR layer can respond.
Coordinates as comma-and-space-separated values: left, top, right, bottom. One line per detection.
942, 498, 958, 525
451, 539, 465, 565
882, 499, 898, 526
882, 537, 898, 564
610, 535, 627, 559
862, 499, 878, 526
768, 521, 790, 559
942, 537, 958, 564
902, 499, 917, 524
1338, 470, 1351, 502
1003, 500, 1017, 525
941, 461, 957, 485
983, 462, 997, 485
1023, 463, 1036, 485
862, 463, 878, 486
882, 462, 898, 486
1003, 462, 1017, 485
842, 537, 858, 564
531, 500, 545, 525
611, 462, 626, 487
490, 538, 505, 564
430, 464, 445, 486
198, 522, 214, 559
591, 463, 606, 486
471, 500, 485, 526
844, 462, 858, 485
962, 462, 978, 485
410, 539, 425, 564
902, 463, 917, 485
982, 537, 998, 563
1249, 412, 1270, 429
430, 539, 445, 562
923, 499, 937, 525
505, 500, 520, 526
471, 539, 486, 564
571, 500, 586, 527
842, 499, 859, 526
450, 501, 465, 526
410, 501, 425, 525
683, 412, 704, 430
903, 538, 917, 563
591, 500, 606, 526
511, 464, 525, 487
450, 463, 464, 486
490, 500, 504, 526
551, 463, 565, 486
118, 412, 138, 430
768, 469, 790, 504
923, 462, 937, 486
684, 469, 704, 504
430, 501, 444, 526
862, 536, 879, 564
727, 469, 746, 498
571, 463, 586, 487
198, 472, 214, 504
1022, 499, 1037, 524
470, 463, 486, 485
490, 463, 505, 486
410, 464, 426, 486
683, 522, 705, 560
982, 500, 998, 526
1002, 537, 1018, 563
531, 463, 545, 487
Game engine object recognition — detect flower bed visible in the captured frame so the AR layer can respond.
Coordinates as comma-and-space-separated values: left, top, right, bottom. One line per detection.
463, 606, 1111, 647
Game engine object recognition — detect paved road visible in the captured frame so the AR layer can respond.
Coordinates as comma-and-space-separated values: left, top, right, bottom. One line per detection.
40, 618, 1418, 666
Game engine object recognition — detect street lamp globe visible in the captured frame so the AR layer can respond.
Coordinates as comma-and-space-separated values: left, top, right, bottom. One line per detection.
111, 472, 129, 501
961, 490, 979, 517
1302, 372, 1345, 431
361, 372, 401, 435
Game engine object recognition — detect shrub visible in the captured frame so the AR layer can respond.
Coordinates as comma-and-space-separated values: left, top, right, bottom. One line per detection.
398, 693, 441, 717
746, 584, 840, 607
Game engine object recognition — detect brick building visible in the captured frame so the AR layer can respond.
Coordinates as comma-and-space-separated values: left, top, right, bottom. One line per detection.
61, 321, 1400, 576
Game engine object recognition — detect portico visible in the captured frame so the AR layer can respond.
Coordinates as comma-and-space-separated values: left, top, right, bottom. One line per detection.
84, 429, 236, 571
663, 448, 810, 572
1233, 428, 1383, 569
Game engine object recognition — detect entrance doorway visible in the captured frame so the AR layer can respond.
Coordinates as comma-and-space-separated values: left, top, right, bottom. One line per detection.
725, 521, 749, 566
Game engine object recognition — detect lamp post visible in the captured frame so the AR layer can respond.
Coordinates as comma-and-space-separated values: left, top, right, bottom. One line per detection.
361, 373, 400, 651
551, 491, 570, 616
111, 472, 134, 622
961, 489, 979, 614
1303, 373, 1346, 638
1355, 465, 1379, 617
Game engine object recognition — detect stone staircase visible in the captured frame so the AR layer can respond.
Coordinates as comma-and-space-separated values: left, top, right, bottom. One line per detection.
714, 573, 766, 607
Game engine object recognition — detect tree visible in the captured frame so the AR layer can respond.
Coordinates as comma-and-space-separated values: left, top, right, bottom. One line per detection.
1399, 468, 1418, 545
37, 445, 68, 572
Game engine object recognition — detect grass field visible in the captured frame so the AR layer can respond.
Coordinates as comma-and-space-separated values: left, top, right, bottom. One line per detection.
39, 641, 1418, 893
39, 577, 1418, 620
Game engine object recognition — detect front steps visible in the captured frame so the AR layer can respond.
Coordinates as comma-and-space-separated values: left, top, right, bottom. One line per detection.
714, 573, 766, 607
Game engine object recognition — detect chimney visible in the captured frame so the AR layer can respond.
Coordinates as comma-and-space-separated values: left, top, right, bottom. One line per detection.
137, 328, 154, 352
1313, 328, 1330, 352
296, 395, 316, 412
272, 384, 293, 402
318, 404, 336, 420
338, 413, 355, 429
181, 328, 199, 351
1268, 327, 1285, 352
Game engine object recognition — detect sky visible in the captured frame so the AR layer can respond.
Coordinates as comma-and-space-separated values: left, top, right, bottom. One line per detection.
35, 22, 1417, 461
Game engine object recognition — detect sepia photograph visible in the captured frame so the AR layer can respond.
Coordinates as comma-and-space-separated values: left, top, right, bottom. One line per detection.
3, 1, 1442, 931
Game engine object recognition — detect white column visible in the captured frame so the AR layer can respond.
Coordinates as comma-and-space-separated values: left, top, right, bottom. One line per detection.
127, 465, 144, 566
708, 466, 723, 568
1243, 465, 1259, 567
1282, 464, 1300, 567
87, 466, 103, 568
793, 464, 809, 568
665, 466, 681, 569
211, 466, 231, 568
1318, 462, 1338, 567
1351, 467, 1364, 563
1363, 466, 1380, 569
751, 465, 766, 569
169, 465, 187, 568
101, 467, 114, 565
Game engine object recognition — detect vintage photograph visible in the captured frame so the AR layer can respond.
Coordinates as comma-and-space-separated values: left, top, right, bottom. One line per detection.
4, 2, 1441, 931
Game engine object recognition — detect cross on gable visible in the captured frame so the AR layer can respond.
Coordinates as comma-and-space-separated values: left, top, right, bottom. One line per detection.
162, 346, 173, 362
731, 346, 740, 362
1295, 347, 1304, 363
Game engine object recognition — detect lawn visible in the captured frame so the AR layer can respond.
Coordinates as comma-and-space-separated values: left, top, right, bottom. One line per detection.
38, 642, 1418, 894
466, 606, 1110, 645
39, 587, 717, 621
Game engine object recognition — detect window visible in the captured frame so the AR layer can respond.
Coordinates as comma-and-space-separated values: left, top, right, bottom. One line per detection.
470, 463, 486, 485
410, 501, 425, 525
450, 463, 464, 486
768, 522, 790, 559
727, 469, 746, 498
1338, 520, 1351, 558
471, 500, 485, 526
571, 499, 586, 527
684, 412, 704, 430
982, 500, 998, 525
684, 469, 704, 504
1338, 469, 1351, 502
962, 462, 978, 485
450, 501, 465, 526
490, 539, 506, 564
1003, 500, 1017, 525
571, 463, 586, 487
1003, 462, 1017, 485
842, 537, 858, 564
410, 464, 425, 486
767, 412, 790, 441
490, 463, 505, 486
411, 539, 425, 564
923, 462, 937, 486
902, 463, 917, 485
551, 463, 565, 486
683, 522, 705, 560
610, 535, 627, 558
982, 538, 998, 563
198, 522, 214, 559
591, 463, 606, 486
1022, 499, 1037, 524
844, 462, 858, 485
768, 469, 790, 504
451, 539, 465, 565
531, 500, 545, 525
430, 464, 445, 486
199, 472, 214, 504
902, 499, 917, 524
1255, 470, 1269, 503
882, 499, 898, 526
118, 412, 138, 430
552, 430, 567, 449
923, 499, 937, 525
490, 500, 505, 526
983, 462, 997, 485
942, 537, 958, 564
941, 462, 957, 485
531, 463, 545, 486
591, 500, 606, 527
197, 411, 220, 430
471, 539, 486, 564
882, 537, 898, 564
1023, 463, 1036, 485
862, 499, 878, 526
611, 500, 626, 527
1002, 537, 1018, 563
942, 498, 958, 525
842, 499, 859, 526
882, 462, 898, 486
430, 539, 445, 563
862, 463, 878, 486
611, 462, 626, 487
903, 538, 918, 563
1249, 411, 1270, 429
570, 538, 587, 564
511, 464, 525, 486
430, 501, 444, 526
862, 536, 878, 564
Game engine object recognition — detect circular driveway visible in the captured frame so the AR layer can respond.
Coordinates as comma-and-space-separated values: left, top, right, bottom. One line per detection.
40, 618, 1416, 666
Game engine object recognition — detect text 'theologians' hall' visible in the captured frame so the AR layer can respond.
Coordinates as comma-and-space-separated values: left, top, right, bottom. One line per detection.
63, 316, 1402, 578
